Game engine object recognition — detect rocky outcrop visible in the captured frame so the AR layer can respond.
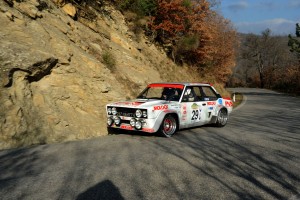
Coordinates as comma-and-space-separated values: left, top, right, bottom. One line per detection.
62, 3, 76, 18
0, 0, 199, 149
5, 57, 58, 87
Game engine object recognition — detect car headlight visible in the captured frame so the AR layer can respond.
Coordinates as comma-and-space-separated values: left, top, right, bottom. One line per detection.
135, 109, 142, 118
142, 110, 147, 118
114, 116, 121, 125
107, 107, 112, 115
112, 107, 117, 115
135, 120, 142, 130
107, 117, 113, 126
130, 118, 136, 127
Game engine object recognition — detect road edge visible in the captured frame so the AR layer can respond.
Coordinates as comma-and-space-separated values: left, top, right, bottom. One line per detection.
232, 94, 247, 112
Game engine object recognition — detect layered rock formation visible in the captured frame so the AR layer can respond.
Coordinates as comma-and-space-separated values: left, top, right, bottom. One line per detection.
0, 0, 199, 149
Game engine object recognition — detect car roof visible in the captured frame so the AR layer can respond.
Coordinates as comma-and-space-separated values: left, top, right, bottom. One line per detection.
148, 82, 211, 87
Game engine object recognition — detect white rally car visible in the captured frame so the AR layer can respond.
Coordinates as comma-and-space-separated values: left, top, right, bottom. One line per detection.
106, 83, 233, 137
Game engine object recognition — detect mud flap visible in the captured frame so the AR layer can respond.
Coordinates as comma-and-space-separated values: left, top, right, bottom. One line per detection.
209, 116, 217, 124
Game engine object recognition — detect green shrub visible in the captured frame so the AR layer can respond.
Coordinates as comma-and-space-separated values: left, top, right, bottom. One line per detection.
178, 35, 199, 51
102, 51, 116, 71
182, 0, 192, 8
116, 0, 157, 17
137, 0, 157, 16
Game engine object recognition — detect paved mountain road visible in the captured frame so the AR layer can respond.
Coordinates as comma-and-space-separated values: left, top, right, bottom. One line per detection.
0, 88, 299, 200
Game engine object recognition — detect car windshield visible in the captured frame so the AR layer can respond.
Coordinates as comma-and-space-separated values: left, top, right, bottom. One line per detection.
137, 84, 184, 101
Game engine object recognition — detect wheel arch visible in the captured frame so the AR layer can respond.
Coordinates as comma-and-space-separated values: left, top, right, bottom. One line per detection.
220, 106, 228, 114
215, 106, 229, 127
167, 112, 179, 130
159, 112, 179, 137
153, 110, 179, 132
210, 106, 228, 124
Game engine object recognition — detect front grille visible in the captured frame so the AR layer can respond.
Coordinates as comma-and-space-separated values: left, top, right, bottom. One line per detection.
107, 106, 147, 118
121, 120, 130, 124
116, 107, 136, 117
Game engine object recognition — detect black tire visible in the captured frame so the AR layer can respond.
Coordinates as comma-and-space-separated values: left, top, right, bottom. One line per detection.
215, 109, 228, 127
159, 115, 177, 137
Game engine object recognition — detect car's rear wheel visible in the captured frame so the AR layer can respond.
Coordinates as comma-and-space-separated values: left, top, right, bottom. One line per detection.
215, 108, 228, 127
159, 115, 177, 137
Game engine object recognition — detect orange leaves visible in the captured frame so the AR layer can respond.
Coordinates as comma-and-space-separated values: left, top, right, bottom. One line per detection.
209, 19, 237, 83
149, 0, 191, 37
148, 0, 237, 84
149, 0, 210, 38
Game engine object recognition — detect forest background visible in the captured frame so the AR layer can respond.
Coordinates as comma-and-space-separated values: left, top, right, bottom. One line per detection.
115, 0, 300, 94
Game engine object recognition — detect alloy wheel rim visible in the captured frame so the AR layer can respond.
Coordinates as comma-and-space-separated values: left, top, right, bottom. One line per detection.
163, 117, 176, 135
218, 110, 228, 125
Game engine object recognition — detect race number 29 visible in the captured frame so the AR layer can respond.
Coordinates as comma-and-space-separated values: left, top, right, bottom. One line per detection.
191, 110, 199, 120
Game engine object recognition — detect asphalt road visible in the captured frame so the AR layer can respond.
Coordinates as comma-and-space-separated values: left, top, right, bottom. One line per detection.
0, 88, 299, 200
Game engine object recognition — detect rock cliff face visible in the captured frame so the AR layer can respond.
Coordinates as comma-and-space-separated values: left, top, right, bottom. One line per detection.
0, 0, 199, 149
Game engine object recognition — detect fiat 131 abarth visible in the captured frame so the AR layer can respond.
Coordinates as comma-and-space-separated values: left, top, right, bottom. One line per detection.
106, 83, 233, 137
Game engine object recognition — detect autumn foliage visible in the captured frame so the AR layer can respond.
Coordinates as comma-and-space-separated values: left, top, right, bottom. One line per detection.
113, 0, 237, 84
147, 0, 237, 84
109, 0, 300, 94
204, 14, 237, 83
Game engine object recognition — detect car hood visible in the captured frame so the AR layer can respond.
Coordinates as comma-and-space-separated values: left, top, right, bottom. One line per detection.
107, 99, 170, 108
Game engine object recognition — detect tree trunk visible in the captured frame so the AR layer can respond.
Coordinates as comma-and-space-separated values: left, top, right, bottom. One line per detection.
259, 72, 265, 88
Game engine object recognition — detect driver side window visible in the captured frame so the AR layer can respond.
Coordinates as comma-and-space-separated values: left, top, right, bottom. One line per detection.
182, 87, 200, 102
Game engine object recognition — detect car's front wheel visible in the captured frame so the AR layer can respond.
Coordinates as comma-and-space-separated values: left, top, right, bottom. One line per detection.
159, 114, 177, 137
215, 108, 228, 127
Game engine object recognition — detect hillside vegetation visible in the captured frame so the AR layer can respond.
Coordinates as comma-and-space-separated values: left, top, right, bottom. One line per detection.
0, 0, 236, 149
229, 26, 300, 95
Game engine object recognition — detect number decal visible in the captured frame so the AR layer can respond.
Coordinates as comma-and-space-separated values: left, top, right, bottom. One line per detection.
191, 110, 199, 120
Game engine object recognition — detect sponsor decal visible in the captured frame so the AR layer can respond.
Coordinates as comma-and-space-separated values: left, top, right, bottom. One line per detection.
132, 102, 144, 106
120, 125, 134, 130
225, 101, 233, 107
209, 107, 214, 110
218, 99, 223, 105
115, 102, 144, 106
191, 103, 199, 109
181, 104, 187, 121
207, 101, 216, 106
154, 105, 168, 110
119, 112, 134, 117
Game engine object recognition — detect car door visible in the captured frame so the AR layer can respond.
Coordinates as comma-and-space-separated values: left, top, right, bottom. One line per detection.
179, 86, 208, 128
200, 86, 220, 123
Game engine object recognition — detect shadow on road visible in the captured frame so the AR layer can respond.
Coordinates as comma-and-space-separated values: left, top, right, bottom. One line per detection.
171, 130, 299, 199
0, 88, 299, 200
76, 180, 124, 200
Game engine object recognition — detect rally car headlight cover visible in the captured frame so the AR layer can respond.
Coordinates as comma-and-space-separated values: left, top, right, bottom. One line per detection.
107, 117, 113, 126
114, 116, 121, 126
135, 120, 142, 130
130, 118, 136, 127
112, 107, 117, 115
135, 109, 142, 118
142, 110, 147, 118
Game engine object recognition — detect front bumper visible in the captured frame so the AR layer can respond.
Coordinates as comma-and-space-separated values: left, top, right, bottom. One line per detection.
107, 115, 157, 133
